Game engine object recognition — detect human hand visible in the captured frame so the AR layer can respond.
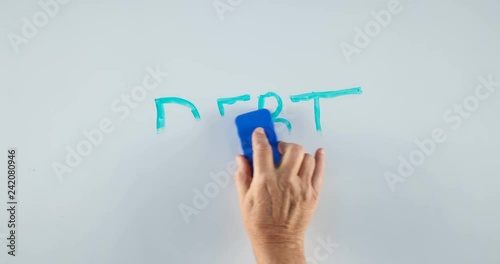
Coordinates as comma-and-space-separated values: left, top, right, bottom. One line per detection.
235, 127, 325, 264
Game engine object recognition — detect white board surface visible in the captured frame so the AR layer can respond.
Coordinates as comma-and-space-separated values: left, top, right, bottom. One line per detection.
1, 0, 499, 263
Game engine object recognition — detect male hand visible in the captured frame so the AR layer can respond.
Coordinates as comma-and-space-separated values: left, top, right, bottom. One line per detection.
235, 127, 325, 264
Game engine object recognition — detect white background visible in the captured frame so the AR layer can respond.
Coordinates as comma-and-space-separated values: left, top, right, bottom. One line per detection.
0, 0, 499, 263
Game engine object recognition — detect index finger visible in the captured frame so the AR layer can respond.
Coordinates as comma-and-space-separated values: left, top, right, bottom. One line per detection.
252, 127, 275, 175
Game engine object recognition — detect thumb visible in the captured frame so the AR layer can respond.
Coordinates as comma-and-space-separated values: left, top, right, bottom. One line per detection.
234, 155, 251, 202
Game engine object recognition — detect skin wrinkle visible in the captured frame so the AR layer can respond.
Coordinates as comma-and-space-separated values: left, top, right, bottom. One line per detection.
287, 200, 296, 222
265, 184, 275, 220
235, 128, 325, 264
279, 188, 288, 221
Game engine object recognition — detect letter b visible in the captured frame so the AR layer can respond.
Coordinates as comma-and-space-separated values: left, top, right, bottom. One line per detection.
39, 0, 61, 17
83, 128, 103, 146
353, 27, 371, 48
192, 188, 209, 209
414, 137, 436, 156
397, 155, 415, 178
21, 17, 38, 39
210, 171, 230, 188
65, 145, 82, 167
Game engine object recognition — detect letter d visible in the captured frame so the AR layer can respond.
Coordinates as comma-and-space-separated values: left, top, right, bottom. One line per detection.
21, 17, 38, 39
397, 155, 415, 178
65, 145, 82, 167
210, 171, 230, 188
370, 9, 392, 27
414, 137, 435, 156
353, 27, 371, 49
39, 0, 60, 17
192, 188, 209, 209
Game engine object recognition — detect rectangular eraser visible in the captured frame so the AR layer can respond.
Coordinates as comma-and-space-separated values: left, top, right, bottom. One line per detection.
235, 109, 282, 168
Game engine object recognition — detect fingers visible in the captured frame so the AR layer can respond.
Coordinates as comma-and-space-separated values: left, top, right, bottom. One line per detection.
253, 136, 325, 193
279, 142, 305, 175
298, 154, 315, 180
278, 141, 285, 154
235, 155, 252, 202
311, 148, 325, 193
252, 128, 274, 175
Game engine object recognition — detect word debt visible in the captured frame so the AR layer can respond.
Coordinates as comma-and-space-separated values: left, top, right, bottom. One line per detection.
155, 87, 363, 133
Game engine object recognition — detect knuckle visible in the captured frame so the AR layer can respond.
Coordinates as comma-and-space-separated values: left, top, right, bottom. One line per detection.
281, 176, 293, 185
290, 144, 304, 153
278, 180, 292, 191
253, 174, 268, 185
254, 142, 271, 151
278, 166, 293, 176
280, 175, 293, 186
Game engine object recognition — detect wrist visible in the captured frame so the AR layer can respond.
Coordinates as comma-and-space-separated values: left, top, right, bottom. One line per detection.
252, 239, 306, 264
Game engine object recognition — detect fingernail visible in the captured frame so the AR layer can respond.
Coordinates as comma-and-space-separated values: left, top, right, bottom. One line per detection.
254, 128, 268, 145
254, 128, 267, 141
319, 148, 325, 155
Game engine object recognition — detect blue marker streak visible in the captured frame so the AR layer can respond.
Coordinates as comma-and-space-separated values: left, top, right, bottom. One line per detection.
217, 94, 251, 116
155, 97, 201, 133
289, 87, 362, 132
258, 92, 292, 132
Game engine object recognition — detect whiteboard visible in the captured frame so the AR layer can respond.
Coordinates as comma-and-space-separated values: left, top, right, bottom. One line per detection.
1, 0, 499, 263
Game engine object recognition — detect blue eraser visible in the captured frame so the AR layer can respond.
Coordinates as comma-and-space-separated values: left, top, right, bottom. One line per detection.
235, 109, 282, 168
